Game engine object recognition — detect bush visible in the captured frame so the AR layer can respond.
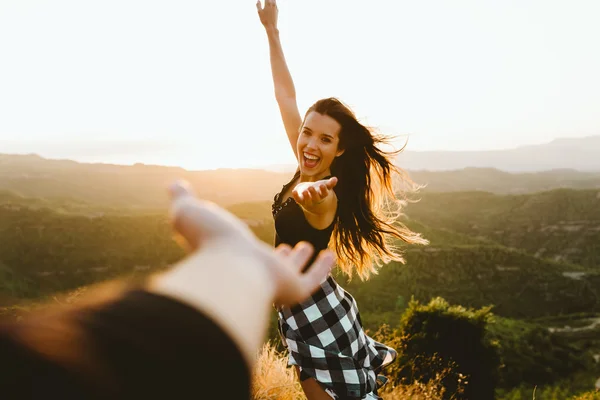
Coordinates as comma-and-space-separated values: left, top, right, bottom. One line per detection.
378, 297, 500, 399
571, 392, 600, 400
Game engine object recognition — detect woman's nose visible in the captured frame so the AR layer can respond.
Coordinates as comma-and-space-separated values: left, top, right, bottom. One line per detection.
306, 137, 319, 149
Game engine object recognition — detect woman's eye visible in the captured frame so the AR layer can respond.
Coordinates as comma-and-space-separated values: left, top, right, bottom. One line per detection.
321, 138, 331, 143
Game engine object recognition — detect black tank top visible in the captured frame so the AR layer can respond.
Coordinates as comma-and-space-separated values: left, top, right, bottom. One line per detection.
272, 170, 336, 271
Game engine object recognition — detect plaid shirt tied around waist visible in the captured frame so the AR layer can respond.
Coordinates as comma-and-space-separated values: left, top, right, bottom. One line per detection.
277, 275, 397, 399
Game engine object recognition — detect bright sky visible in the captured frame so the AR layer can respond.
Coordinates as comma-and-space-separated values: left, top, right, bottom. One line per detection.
1, 0, 599, 170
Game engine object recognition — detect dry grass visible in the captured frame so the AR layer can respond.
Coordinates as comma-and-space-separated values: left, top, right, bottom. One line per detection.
252, 342, 447, 400
381, 379, 445, 399
252, 342, 304, 400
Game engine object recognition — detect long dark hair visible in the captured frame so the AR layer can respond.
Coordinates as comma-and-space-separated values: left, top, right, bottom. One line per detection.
304, 98, 428, 280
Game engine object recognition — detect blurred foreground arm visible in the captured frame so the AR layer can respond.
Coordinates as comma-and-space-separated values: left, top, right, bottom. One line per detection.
150, 181, 335, 364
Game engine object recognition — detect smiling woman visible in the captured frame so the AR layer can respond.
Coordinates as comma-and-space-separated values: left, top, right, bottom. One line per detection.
298, 113, 344, 175
256, 0, 429, 399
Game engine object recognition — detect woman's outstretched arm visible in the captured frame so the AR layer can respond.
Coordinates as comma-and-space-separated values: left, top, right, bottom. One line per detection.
257, 0, 302, 159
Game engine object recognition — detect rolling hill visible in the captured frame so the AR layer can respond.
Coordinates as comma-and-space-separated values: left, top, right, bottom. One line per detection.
405, 189, 600, 268
1, 193, 598, 326
396, 136, 600, 172
2, 154, 600, 213
1, 156, 599, 398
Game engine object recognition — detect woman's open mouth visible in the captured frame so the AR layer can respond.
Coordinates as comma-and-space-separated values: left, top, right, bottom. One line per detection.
302, 152, 320, 169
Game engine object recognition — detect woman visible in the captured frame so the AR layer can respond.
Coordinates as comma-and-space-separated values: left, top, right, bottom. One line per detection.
256, 1, 429, 399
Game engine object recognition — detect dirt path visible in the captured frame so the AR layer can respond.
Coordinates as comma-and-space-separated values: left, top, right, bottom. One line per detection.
548, 317, 600, 391
547, 317, 600, 337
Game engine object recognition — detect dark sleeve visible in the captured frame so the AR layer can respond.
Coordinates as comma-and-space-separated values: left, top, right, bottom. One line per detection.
0, 289, 250, 400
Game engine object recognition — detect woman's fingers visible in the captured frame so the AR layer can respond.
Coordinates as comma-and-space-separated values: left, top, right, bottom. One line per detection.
308, 185, 320, 201
317, 183, 328, 198
325, 177, 338, 189
292, 189, 303, 204
293, 188, 315, 205
303, 188, 314, 203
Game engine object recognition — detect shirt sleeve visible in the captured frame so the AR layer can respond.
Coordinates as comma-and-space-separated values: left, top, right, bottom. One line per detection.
0, 289, 251, 400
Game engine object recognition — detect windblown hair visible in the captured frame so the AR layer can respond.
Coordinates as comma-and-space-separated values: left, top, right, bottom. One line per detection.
304, 98, 429, 281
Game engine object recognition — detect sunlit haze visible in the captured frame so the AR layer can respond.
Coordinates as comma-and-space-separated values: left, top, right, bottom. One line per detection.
1, 0, 599, 170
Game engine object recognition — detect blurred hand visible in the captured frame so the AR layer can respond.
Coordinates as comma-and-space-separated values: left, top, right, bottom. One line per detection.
168, 180, 334, 306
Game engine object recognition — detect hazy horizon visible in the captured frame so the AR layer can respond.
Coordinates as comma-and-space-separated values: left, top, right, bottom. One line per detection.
3, 134, 600, 171
1, 0, 599, 170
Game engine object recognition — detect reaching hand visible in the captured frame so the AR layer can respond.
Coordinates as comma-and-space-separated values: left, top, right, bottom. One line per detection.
292, 177, 338, 209
168, 180, 334, 306
256, 0, 278, 30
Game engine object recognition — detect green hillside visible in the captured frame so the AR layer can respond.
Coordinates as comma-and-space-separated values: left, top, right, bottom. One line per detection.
1, 185, 599, 397
407, 189, 600, 268
341, 245, 598, 330
2, 195, 597, 324
0, 197, 280, 304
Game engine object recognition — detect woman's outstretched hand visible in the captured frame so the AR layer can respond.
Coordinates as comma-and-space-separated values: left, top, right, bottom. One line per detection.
292, 177, 338, 209
256, 0, 278, 31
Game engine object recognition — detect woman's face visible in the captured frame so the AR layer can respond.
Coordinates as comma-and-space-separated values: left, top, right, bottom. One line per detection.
297, 112, 344, 180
